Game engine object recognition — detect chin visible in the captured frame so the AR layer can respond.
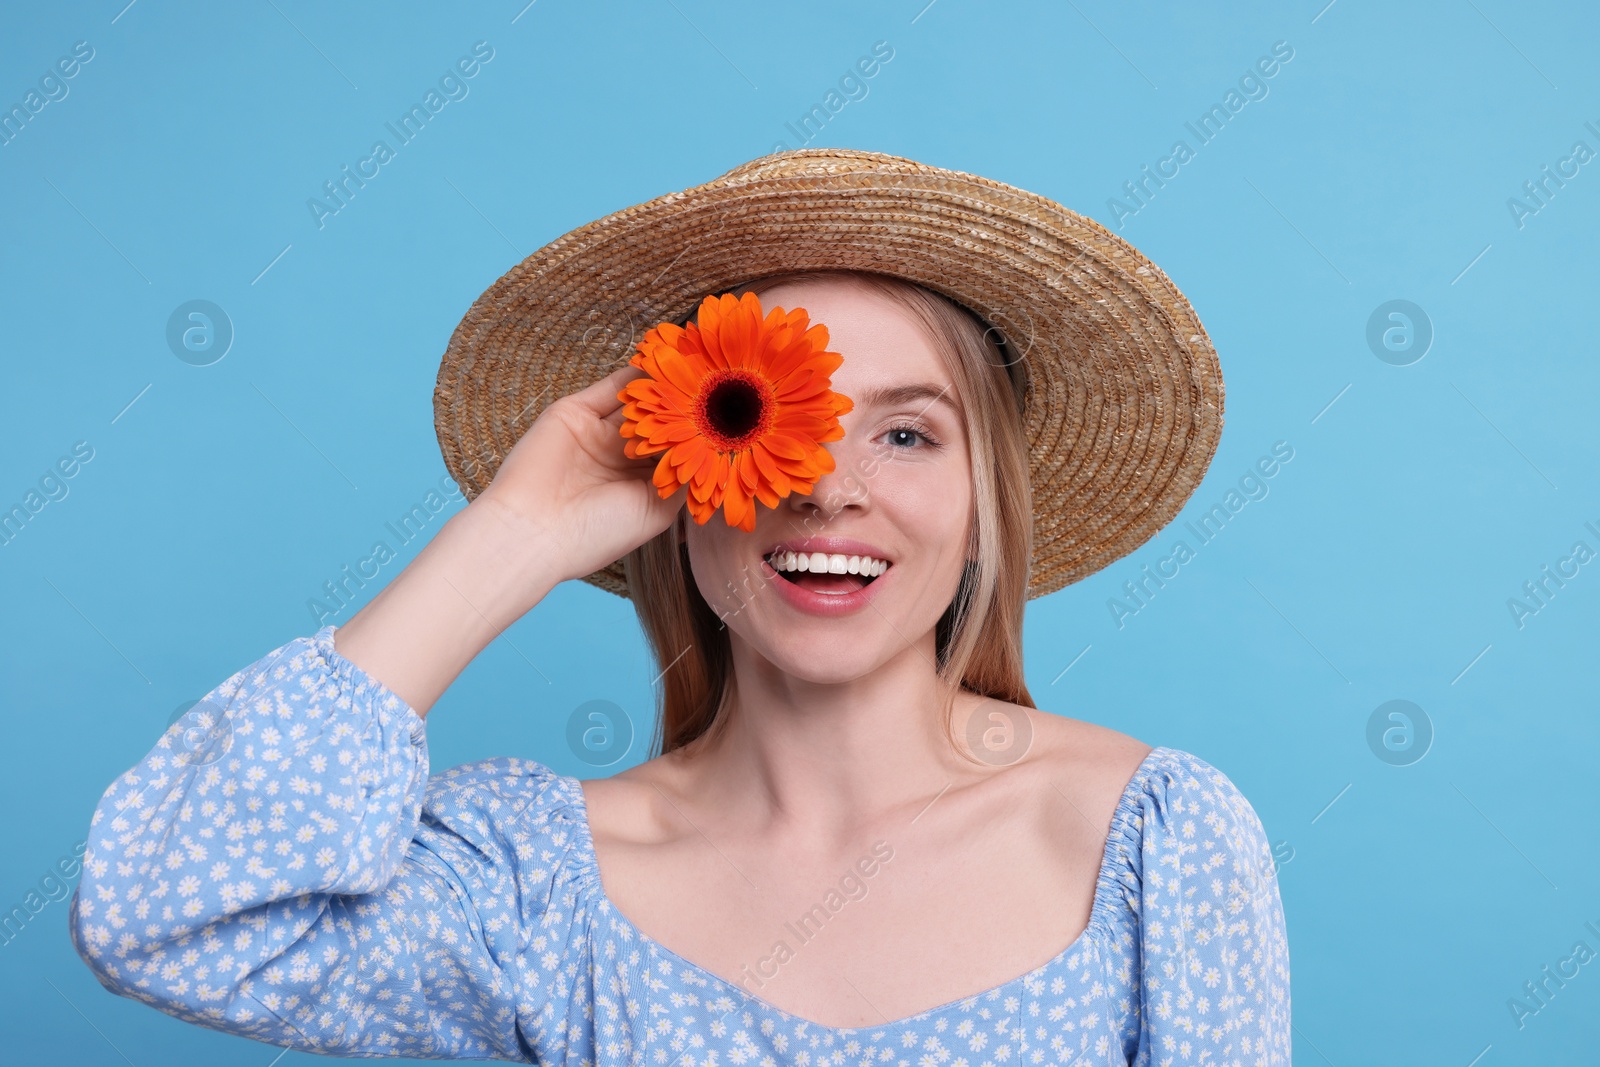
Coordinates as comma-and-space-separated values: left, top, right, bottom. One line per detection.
746, 628, 895, 684
737, 588, 938, 676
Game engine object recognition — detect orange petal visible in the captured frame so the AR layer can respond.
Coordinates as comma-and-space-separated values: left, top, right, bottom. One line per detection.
776, 381, 836, 408
632, 436, 670, 458
775, 414, 838, 438
670, 435, 707, 464
659, 419, 699, 443
760, 433, 811, 460
689, 451, 730, 502
655, 351, 704, 398
688, 472, 718, 503
651, 382, 695, 415
652, 457, 680, 490
696, 297, 728, 368
732, 451, 759, 492
765, 337, 820, 381
750, 444, 791, 496
723, 484, 753, 531
814, 422, 847, 444
647, 322, 687, 348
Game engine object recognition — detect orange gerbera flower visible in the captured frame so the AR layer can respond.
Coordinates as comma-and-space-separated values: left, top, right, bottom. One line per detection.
617, 291, 854, 532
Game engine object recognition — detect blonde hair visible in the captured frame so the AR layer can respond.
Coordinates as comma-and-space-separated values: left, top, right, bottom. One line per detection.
621, 269, 1035, 758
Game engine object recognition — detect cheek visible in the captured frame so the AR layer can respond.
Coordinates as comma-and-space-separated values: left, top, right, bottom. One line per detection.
873, 457, 973, 541
682, 525, 714, 583
683, 523, 745, 611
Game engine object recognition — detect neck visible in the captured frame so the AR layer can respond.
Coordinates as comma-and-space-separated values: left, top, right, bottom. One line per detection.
670, 629, 981, 847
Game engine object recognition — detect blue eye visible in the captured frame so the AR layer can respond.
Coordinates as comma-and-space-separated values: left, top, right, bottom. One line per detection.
882, 423, 941, 449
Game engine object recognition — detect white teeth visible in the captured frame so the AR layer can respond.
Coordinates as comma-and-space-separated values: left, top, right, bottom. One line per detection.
768, 550, 891, 577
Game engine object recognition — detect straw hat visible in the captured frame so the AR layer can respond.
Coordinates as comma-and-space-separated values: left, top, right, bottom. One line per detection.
434, 147, 1223, 601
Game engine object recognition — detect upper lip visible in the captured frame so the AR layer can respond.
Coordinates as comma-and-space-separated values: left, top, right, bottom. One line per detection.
765, 537, 894, 563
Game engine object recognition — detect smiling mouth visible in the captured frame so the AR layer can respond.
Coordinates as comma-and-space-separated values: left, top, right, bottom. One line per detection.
766, 550, 891, 595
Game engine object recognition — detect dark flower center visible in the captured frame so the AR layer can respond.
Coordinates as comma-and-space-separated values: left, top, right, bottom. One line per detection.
707, 379, 763, 437
695, 370, 775, 450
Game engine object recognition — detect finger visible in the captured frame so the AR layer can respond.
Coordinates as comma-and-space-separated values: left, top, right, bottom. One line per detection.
599, 398, 656, 461
569, 362, 646, 416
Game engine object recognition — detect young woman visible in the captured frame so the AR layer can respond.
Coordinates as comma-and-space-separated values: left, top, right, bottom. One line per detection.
70, 150, 1290, 1064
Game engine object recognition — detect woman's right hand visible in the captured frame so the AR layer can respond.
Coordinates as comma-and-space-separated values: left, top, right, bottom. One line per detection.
470, 363, 686, 586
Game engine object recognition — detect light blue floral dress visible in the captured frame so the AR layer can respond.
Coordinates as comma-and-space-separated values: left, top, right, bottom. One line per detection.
69, 626, 1291, 1064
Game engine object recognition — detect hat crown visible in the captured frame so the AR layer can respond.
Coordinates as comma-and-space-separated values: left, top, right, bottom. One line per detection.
717, 147, 924, 188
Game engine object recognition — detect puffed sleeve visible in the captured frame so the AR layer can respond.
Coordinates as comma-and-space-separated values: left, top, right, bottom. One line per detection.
66, 624, 585, 1062
1118, 748, 1292, 1064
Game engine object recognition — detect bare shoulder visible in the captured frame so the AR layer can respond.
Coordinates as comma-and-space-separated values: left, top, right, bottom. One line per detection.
991, 699, 1156, 829
1022, 703, 1153, 779
577, 752, 691, 847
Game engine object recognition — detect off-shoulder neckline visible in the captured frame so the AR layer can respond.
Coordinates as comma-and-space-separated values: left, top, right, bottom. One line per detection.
555, 743, 1179, 1036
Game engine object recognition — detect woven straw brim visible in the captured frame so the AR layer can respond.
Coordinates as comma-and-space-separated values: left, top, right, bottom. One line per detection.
434, 147, 1223, 601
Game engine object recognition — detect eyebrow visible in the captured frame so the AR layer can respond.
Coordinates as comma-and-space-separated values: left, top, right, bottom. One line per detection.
854, 382, 961, 417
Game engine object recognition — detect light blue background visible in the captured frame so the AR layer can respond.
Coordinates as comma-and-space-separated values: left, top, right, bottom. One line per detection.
4, 0, 1597, 1062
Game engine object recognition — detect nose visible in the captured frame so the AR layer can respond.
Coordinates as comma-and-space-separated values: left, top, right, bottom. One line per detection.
786, 438, 871, 519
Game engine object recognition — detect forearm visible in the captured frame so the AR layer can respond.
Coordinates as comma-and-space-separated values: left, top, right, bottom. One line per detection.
333, 496, 565, 718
